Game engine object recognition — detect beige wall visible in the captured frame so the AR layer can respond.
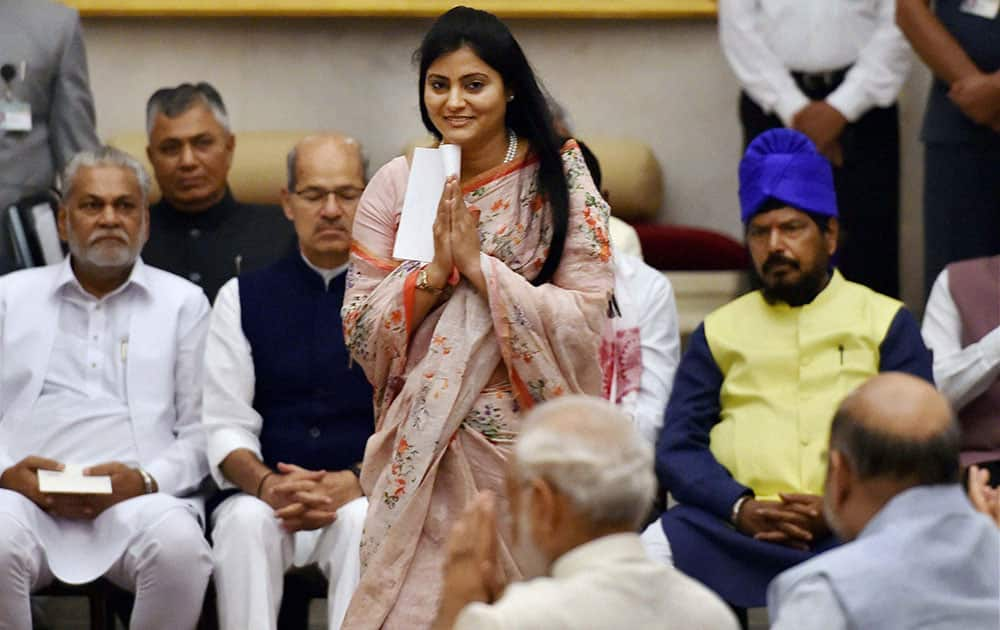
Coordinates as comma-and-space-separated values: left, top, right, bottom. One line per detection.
81, 16, 932, 310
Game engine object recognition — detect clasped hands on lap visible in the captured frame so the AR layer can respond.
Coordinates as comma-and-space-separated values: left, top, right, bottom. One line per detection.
735, 493, 830, 551
0, 455, 152, 519
258, 462, 363, 534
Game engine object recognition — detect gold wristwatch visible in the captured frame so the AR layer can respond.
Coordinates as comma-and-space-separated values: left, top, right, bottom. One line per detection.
416, 266, 444, 293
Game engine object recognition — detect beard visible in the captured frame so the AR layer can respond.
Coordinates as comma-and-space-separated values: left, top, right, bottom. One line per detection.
511, 502, 552, 580
754, 252, 830, 307
68, 227, 140, 269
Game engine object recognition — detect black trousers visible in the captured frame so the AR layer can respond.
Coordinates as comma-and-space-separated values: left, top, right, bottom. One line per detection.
739, 91, 901, 298
923, 142, 1000, 298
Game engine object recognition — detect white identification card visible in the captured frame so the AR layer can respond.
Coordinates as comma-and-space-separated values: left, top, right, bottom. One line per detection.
0, 100, 32, 132
960, 0, 1000, 19
37, 465, 113, 495
393, 144, 461, 262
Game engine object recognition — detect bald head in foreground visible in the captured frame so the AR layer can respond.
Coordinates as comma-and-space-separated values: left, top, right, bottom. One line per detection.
768, 373, 1000, 630
203, 132, 374, 629
433, 395, 739, 630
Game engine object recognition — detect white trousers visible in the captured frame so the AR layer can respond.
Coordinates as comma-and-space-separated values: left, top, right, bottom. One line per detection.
211, 493, 368, 630
640, 520, 675, 565
0, 492, 212, 630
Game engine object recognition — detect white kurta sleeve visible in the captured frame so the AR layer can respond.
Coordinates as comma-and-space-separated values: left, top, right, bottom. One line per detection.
921, 270, 1000, 411
145, 287, 211, 496
633, 267, 680, 445
718, 0, 809, 126
825, 0, 911, 122
202, 278, 264, 489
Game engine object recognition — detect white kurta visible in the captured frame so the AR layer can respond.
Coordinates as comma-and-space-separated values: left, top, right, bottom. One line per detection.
0, 257, 210, 584
454, 533, 740, 630
610, 253, 681, 445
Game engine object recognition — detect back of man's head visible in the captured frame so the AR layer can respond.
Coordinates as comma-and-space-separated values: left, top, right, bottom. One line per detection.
824, 373, 960, 539
145, 82, 230, 136
514, 395, 655, 532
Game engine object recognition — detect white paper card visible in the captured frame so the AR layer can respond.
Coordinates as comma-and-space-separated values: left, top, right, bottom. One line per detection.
0, 100, 32, 132
37, 465, 113, 495
960, 0, 999, 18
393, 145, 462, 262
440, 144, 461, 177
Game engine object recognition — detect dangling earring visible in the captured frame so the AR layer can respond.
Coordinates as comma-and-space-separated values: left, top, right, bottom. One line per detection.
507, 94, 514, 103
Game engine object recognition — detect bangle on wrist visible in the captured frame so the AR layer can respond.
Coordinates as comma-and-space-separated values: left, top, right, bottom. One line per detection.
137, 468, 155, 494
731, 495, 751, 525
256, 471, 275, 498
416, 266, 445, 294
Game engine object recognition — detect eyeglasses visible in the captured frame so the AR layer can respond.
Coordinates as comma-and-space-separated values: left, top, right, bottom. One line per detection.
293, 187, 364, 208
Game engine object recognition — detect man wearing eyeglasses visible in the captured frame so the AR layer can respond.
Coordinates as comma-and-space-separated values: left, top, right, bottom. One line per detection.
203, 134, 374, 630
142, 82, 294, 302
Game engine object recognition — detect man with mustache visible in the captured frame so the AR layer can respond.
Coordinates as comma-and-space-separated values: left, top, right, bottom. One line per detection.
143, 82, 294, 302
0, 146, 212, 629
203, 134, 374, 630
641, 128, 934, 623
432, 395, 739, 630
768, 373, 999, 629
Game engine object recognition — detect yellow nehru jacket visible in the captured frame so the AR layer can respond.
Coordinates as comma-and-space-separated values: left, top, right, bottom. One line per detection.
704, 271, 901, 501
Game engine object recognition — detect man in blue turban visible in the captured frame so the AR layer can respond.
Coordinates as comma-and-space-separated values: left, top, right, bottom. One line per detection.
640, 129, 933, 623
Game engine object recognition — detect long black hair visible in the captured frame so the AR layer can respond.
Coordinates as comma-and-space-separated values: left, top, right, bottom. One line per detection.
415, 6, 569, 286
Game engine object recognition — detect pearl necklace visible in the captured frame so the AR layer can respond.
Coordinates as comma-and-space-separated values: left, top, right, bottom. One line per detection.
503, 128, 518, 164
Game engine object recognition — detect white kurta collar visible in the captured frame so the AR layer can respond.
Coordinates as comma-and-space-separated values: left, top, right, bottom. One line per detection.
52, 256, 150, 301
299, 251, 348, 288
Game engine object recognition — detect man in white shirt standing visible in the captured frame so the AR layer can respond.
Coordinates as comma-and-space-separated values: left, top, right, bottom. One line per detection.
0, 146, 212, 630
432, 395, 738, 630
922, 255, 1000, 484
718, 0, 911, 298
204, 134, 373, 630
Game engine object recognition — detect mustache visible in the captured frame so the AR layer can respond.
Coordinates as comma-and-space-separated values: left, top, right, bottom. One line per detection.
314, 220, 345, 232
88, 229, 130, 245
762, 254, 799, 274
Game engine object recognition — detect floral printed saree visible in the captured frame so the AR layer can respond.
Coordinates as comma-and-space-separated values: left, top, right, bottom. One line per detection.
340, 140, 613, 629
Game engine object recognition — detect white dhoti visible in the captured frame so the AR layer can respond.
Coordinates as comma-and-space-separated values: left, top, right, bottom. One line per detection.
211, 493, 367, 630
0, 489, 212, 630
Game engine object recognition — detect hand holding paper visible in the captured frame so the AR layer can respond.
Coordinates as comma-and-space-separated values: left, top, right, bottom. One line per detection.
0, 455, 64, 510
38, 464, 113, 495
394, 144, 462, 262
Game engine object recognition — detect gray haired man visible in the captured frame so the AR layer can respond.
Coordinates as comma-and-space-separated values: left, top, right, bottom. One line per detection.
768, 373, 1000, 629
432, 395, 739, 630
142, 82, 293, 301
0, 146, 212, 629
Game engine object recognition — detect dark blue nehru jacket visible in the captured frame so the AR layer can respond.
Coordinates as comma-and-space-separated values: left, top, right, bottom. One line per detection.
239, 253, 374, 472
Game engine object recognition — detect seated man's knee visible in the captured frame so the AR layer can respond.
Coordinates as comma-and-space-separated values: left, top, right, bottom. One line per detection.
640, 520, 674, 565
337, 496, 368, 531
143, 509, 212, 579
0, 513, 35, 574
211, 494, 281, 543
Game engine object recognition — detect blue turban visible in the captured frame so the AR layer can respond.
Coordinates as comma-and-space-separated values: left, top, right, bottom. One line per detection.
738, 129, 837, 223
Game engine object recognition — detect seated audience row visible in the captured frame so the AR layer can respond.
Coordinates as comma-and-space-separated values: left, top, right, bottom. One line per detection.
642, 128, 934, 622
1, 4, 998, 628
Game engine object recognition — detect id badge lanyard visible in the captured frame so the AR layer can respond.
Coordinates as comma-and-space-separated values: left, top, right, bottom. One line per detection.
0, 61, 32, 133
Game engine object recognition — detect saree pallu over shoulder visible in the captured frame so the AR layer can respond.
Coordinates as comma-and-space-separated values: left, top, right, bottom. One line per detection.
341, 141, 613, 629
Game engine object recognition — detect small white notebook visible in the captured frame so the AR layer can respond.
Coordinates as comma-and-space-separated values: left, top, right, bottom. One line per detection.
393, 144, 461, 263
37, 465, 113, 495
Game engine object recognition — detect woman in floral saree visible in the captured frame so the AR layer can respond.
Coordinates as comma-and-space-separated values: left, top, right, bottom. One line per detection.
341, 7, 613, 628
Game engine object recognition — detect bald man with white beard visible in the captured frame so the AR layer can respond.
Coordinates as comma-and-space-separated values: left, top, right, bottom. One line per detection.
432, 395, 738, 630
